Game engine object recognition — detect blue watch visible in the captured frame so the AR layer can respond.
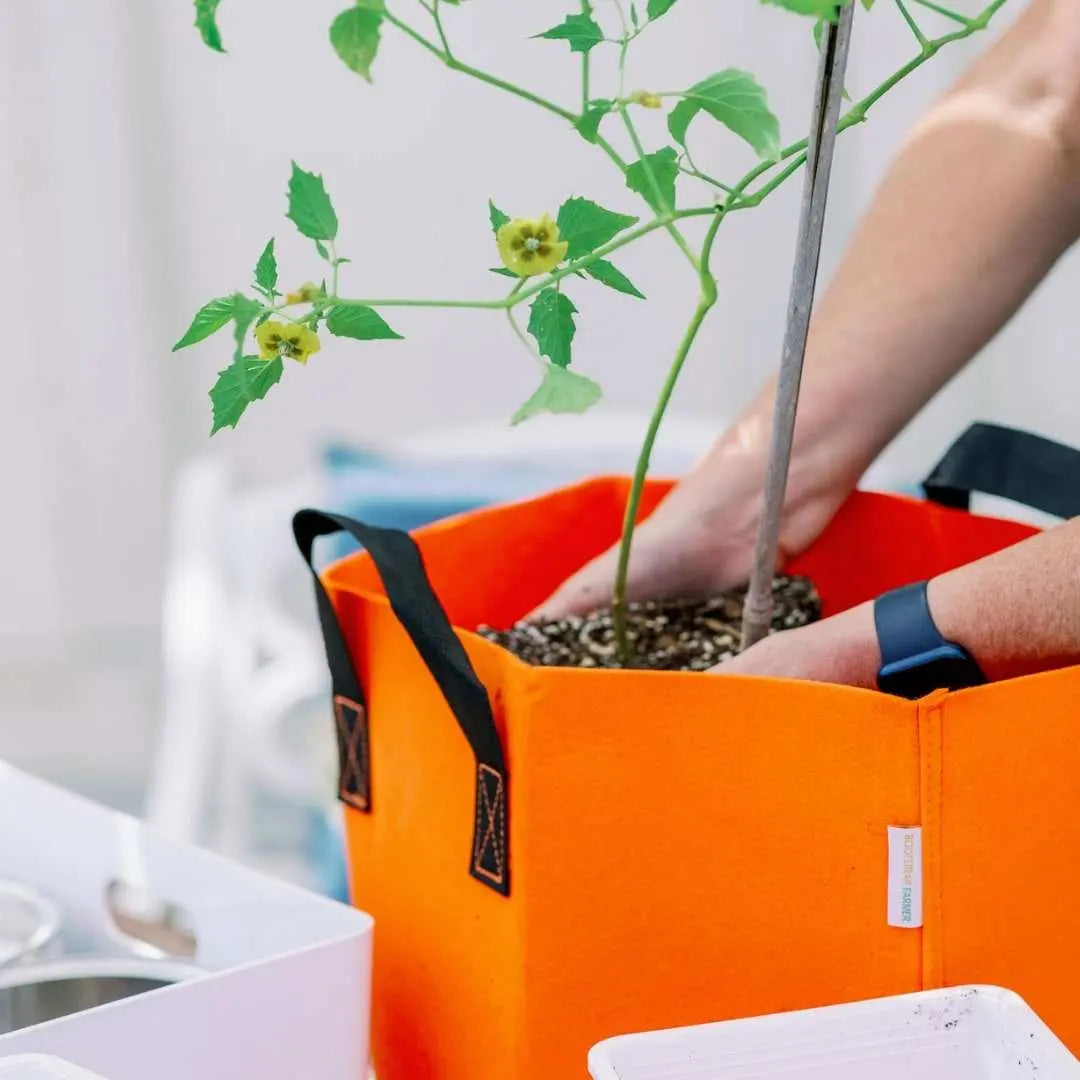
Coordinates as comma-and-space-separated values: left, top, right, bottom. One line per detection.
874, 581, 985, 699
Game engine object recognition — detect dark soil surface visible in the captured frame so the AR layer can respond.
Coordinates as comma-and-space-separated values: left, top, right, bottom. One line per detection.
477, 576, 821, 672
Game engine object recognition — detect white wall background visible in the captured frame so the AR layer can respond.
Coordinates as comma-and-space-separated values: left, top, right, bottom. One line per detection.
0, 0, 1070, 797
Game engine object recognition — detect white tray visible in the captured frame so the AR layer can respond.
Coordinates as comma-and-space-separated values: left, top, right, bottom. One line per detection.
589, 986, 1080, 1080
0, 765, 372, 1080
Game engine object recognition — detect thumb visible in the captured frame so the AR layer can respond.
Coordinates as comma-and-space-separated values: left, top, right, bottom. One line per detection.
526, 549, 620, 620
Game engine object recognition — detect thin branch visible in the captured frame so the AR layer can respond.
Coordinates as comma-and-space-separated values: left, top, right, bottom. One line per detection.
908, 0, 974, 26
895, 0, 929, 49
432, 0, 452, 58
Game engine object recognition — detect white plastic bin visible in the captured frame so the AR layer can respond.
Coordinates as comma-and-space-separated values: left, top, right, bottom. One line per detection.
0, 765, 372, 1080
589, 986, 1080, 1080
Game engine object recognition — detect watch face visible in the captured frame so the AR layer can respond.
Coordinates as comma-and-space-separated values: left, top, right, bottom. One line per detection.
878, 650, 986, 699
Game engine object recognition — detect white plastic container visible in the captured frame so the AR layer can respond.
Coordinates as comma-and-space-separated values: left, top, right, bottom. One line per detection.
0, 1057, 109, 1079
0, 764, 372, 1080
589, 986, 1080, 1080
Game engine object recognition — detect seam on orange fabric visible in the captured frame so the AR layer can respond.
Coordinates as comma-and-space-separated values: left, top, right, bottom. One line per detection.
918, 692, 947, 988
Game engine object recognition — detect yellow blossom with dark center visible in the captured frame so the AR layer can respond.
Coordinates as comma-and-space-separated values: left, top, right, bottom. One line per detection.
255, 320, 321, 365
496, 214, 569, 277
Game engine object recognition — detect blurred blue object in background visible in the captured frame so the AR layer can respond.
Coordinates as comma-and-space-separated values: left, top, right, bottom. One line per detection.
321, 443, 634, 557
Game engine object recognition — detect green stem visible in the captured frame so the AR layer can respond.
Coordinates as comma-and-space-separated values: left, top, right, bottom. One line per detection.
329, 241, 340, 298
383, 11, 577, 123
678, 155, 735, 195
895, 0, 929, 49
321, 0, 1005, 331
382, 6, 642, 220
504, 280, 542, 366
619, 107, 699, 269
721, 0, 1005, 206
431, 0, 452, 56
737, 152, 808, 208
593, 135, 631, 172
908, 0, 973, 25
322, 207, 716, 315
611, 212, 723, 660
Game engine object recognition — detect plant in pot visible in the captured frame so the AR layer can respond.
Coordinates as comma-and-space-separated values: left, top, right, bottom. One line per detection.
174, 3, 1013, 1079
176, 0, 1003, 672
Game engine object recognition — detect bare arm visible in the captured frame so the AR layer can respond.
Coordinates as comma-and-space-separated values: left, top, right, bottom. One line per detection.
703, 0, 1080, 557
721, 517, 1080, 686
537, 0, 1080, 618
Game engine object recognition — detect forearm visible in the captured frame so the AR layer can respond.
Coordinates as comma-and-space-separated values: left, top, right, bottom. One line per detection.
719, 517, 1080, 687
684, 0, 1080, 551
930, 519, 1080, 681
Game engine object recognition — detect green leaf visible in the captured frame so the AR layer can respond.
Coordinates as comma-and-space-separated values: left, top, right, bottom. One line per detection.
536, 12, 604, 54
314, 238, 331, 261
668, 69, 781, 161
512, 366, 602, 425
210, 357, 283, 435
647, 0, 680, 18
193, 0, 224, 52
625, 147, 680, 214
254, 238, 278, 295
555, 197, 638, 261
326, 305, 403, 341
575, 99, 614, 144
630, 2, 641, 28
585, 259, 645, 299
330, 3, 385, 82
488, 199, 510, 235
762, 0, 853, 16
230, 294, 262, 359
287, 162, 339, 242
489, 266, 519, 278
173, 296, 237, 351
527, 288, 578, 369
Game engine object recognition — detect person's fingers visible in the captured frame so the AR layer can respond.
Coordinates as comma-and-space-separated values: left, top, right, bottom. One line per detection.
527, 525, 679, 619
529, 514, 744, 621
527, 549, 619, 619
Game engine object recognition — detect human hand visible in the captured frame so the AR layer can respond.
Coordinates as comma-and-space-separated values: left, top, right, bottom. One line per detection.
713, 601, 880, 688
531, 435, 851, 620
529, 484, 760, 619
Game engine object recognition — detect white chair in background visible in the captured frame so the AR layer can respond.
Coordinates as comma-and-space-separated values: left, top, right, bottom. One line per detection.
143, 455, 333, 881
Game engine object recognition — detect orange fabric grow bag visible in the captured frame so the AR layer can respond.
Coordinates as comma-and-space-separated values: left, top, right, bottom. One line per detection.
294, 424, 1080, 1080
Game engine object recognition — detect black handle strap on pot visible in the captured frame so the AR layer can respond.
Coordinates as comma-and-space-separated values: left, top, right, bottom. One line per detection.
923, 422, 1080, 520
293, 509, 510, 897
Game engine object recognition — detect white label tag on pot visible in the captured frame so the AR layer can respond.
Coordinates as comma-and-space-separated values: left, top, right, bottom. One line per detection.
887, 826, 923, 928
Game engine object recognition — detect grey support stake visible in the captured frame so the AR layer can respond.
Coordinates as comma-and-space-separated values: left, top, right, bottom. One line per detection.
739, 3, 855, 651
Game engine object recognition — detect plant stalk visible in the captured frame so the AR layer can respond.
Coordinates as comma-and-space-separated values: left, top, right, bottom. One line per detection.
611, 213, 723, 660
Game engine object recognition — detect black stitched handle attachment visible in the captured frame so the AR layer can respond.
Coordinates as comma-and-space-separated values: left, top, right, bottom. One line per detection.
923, 422, 1080, 520
293, 509, 510, 896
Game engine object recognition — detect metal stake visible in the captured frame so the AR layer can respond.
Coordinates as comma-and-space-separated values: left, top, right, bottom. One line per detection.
739, 3, 855, 650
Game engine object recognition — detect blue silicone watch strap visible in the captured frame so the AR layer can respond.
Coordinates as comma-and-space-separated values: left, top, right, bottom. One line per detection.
873, 581, 946, 669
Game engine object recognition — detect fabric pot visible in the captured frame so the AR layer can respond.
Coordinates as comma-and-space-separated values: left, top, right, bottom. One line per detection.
294, 423, 1080, 1080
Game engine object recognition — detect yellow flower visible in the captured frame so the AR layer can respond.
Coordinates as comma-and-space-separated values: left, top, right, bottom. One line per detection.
284, 282, 321, 305
255, 320, 321, 365
496, 215, 569, 277
630, 90, 663, 109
